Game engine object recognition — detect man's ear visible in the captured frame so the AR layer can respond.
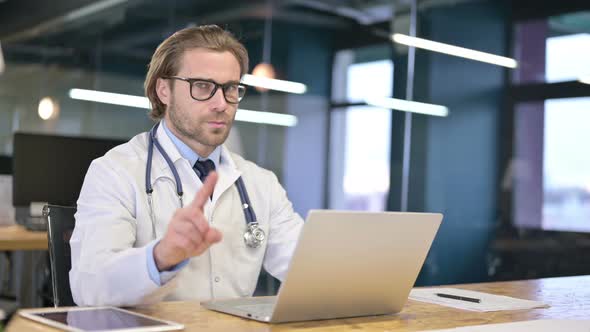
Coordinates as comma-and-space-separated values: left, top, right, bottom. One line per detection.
156, 78, 171, 106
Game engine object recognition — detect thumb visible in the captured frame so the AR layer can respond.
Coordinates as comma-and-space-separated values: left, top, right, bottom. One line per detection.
204, 227, 223, 245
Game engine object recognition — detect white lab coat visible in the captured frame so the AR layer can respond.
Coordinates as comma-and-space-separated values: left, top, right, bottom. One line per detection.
69, 124, 304, 306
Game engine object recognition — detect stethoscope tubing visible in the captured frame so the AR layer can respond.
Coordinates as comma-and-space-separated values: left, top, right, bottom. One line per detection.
145, 122, 259, 232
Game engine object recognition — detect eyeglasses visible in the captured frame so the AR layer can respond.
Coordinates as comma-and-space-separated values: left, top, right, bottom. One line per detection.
163, 76, 246, 104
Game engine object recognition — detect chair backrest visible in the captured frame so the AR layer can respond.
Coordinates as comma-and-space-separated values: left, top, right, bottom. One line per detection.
44, 204, 76, 307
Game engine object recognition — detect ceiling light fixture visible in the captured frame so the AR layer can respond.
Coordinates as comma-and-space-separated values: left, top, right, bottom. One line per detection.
247, 0, 307, 94
38, 97, 60, 120
69, 88, 150, 109
68, 88, 298, 127
365, 96, 449, 117
252, 0, 276, 89
391, 33, 518, 68
251, 63, 276, 92
235, 108, 298, 127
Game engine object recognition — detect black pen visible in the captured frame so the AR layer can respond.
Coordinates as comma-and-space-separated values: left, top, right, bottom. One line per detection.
435, 293, 481, 303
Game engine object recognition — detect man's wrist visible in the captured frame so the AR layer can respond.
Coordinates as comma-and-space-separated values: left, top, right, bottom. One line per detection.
147, 240, 188, 286
153, 242, 173, 271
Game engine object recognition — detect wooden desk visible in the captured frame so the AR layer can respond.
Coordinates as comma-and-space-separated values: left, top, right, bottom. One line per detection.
6, 275, 590, 331
0, 225, 48, 308
0, 225, 47, 251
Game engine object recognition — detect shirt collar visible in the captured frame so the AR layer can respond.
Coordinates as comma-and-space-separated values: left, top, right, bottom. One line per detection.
161, 119, 221, 169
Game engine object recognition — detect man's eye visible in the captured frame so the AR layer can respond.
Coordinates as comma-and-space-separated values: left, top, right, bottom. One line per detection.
194, 82, 211, 90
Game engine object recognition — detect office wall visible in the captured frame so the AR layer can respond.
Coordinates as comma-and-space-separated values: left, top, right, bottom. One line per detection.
389, 0, 507, 285
244, 22, 333, 216
284, 25, 333, 216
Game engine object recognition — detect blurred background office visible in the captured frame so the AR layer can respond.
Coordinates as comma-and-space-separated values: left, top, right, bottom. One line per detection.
1, 0, 590, 315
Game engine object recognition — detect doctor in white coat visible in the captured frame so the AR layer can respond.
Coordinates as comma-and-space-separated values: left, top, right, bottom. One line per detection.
69, 25, 304, 306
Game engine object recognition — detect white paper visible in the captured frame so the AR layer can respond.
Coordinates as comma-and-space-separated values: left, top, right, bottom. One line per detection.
421, 319, 590, 332
409, 287, 548, 312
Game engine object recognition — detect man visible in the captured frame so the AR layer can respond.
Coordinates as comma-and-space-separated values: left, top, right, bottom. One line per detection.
69, 25, 304, 306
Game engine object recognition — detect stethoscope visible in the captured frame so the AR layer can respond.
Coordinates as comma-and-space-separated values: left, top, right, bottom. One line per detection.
145, 122, 265, 249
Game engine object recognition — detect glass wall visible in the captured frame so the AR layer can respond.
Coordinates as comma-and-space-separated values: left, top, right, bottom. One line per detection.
544, 97, 590, 232
329, 51, 393, 211
513, 97, 590, 233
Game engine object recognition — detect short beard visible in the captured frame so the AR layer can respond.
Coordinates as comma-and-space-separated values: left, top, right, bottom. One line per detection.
167, 97, 232, 148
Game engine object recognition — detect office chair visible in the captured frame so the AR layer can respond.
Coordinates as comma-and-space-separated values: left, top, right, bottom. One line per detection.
44, 205, 76, 307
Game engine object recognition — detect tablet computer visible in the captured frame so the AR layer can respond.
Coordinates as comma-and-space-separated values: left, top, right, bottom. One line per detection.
19, 306, 184, 332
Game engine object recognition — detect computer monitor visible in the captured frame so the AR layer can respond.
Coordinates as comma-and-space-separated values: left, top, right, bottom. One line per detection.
12, 132, 126, 208
0, 155, 12, 175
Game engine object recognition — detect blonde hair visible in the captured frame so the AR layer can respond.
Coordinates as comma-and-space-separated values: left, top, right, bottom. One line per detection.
144, 25, 249, 120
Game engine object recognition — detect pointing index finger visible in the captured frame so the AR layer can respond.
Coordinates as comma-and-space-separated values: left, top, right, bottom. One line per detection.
191, 171, 218, 210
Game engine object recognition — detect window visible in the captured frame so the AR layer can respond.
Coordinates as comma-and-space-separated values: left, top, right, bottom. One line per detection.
513, 13, 590, 84
511, 13, 590, 232
545, 33, 590, 83
543, 97, 590, 232
330, 53, 393, 211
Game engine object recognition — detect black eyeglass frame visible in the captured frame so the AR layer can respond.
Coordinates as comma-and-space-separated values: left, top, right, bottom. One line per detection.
163, 76, 246, 104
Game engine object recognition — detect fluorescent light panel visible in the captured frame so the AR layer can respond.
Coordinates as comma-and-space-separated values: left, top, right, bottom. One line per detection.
236, 109, 298, 127
392, 33, 518, 69
69, 88, 150, 109
0, 42, 5, 74
365, 96, 449, 117
68, 88, 297, 127
241, 74, 307, 94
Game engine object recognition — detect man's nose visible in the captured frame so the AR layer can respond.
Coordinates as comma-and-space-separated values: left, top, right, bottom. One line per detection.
209, 87, 228, 111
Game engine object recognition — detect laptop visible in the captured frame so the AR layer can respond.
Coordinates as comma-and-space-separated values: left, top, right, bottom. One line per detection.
201, 210, 442, 323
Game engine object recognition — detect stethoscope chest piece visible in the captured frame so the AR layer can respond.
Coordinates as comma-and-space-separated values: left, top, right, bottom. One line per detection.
244, 223, 265, 248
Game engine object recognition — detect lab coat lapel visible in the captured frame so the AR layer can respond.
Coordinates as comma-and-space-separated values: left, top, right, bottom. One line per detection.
148, 123, 240, 205
154, 122, 184, 172
212, 145, 241, 203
